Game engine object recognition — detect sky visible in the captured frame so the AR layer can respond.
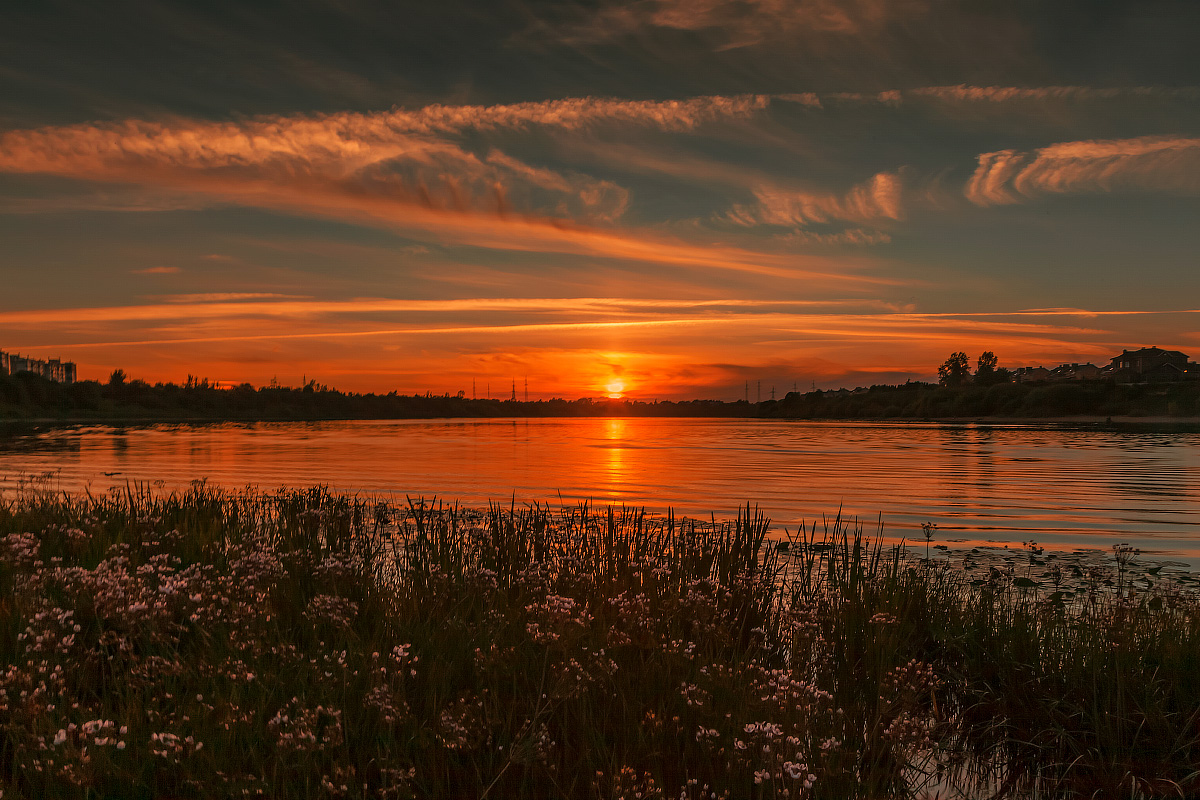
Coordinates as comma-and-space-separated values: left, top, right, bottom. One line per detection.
2, 0, 1199, 400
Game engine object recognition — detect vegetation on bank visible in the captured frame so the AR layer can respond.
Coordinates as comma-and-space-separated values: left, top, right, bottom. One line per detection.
764, 378, 1200, 420
1, 369, 1199, 423
1, 487, 1198, 799
0, 372, 743, 422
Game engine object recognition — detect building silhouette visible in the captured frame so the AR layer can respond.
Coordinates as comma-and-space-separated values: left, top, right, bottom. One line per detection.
1013, 346, 1197, 385
1109, 347, 1192, 382
0, 350, 77, 383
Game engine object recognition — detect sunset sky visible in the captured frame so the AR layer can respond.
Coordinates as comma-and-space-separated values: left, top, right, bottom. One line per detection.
2, 1, 1199, 399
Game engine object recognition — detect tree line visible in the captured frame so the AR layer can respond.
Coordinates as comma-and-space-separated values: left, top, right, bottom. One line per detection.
937, 351, 1011, 387
1, 357, 1197, 423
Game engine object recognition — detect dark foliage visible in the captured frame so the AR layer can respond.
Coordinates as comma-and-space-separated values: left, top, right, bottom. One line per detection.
2, 372, 1198, 424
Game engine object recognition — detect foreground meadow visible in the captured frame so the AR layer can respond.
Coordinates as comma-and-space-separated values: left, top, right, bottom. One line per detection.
1, 486, 1198, 799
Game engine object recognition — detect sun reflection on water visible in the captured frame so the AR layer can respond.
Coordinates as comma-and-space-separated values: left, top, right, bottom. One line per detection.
603, 418, 627, 497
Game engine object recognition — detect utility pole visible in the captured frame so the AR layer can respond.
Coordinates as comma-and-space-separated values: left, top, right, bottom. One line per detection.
511, 380, 516, 402
524, 376, 528, 402
770, 386, 775, 401
744, 380, 749, 403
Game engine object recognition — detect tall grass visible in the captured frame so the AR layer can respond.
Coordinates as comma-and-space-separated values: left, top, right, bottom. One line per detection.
0, 486, 1196, 798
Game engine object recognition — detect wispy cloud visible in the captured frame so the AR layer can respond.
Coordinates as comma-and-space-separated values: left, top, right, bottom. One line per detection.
0, 95, 771, 176
16, 298, 1195, 394
542, 0, 927, 50
1, 97, 894, 281
966, 136, 1200, 206
726, 172, 904, 227
153, 293, 310, 303
775, 228, 893, 246
0, 296, 901, 326
911, 85, 1200, 104
131, 266, 181, 275
0, 115, 632, 223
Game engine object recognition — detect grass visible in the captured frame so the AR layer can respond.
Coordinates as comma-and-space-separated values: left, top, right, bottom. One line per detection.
0, 485, 1197, 799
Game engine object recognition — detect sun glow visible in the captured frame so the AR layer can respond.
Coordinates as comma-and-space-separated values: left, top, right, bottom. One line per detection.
605, 380, 626, 398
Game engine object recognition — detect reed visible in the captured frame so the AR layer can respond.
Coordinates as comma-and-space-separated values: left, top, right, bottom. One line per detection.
0, 486, 1196, 799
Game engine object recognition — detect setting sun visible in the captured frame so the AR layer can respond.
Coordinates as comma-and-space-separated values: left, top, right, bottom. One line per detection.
605, 380, 626, 398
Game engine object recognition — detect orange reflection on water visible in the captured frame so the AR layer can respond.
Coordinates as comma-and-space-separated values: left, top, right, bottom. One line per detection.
602, 418, 628, 499
1, 419, 1198, 565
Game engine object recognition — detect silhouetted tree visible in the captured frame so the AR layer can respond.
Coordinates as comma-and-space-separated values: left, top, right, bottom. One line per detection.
938, 352, 972, 387
974, 351, 1012, 386
108, 369, 126, 388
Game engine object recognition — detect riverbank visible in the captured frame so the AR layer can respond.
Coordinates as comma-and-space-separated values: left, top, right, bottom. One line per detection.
3, 371, 1200, 425
1, 487, 1197, 799
3, 414, 1199, 430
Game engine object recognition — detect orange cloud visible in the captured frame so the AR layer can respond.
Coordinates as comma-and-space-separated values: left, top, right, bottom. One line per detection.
0, 100, 896, 284
0, 95, 772, 231
148, 171, 890, 282
727, 172, 905, 227
0, 95, 770, 175
0, 297, 903, 328
546, 0, 927, 49
775, 228, 893, 246
14, 301, 1196, 397
966, 136, 1200, 206
911, 85, 1200, 104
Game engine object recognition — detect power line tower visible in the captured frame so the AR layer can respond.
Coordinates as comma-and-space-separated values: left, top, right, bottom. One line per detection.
770, 386, 775, 401
524, 376, 528, 402
757, 381, 761, 403
510, 380, 516, 402
744, 380, 749, 403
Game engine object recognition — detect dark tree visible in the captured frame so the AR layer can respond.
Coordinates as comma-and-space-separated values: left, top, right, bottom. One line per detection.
976, 351, 998, 376
974, 351, 1011, 386
938, 352, 972, 387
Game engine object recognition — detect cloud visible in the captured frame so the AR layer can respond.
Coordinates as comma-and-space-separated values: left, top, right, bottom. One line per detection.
0, 95, 772, 219
16, 298, 1196, 395
544, 0, 928, 49
775, 228, 892, 246
912, 85, 1200, 104
727, 172, 904, 227
0, 116, 632, 223
153, 293, 310, 303
131, 266, 181, 275
966, 136, 1200, 206
0, 95, 770, 176
0, 296, 901, 327
0, 97, 884, 281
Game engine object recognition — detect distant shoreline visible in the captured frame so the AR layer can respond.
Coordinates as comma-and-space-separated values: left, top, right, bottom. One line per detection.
3, 413, 1199, 428
4, 371, 1200, 426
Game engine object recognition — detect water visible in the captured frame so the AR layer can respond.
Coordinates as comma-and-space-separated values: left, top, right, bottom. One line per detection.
1, 418, 1198, 564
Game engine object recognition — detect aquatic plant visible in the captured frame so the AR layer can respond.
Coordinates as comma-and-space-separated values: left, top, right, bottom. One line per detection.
0, 485, 1196, 798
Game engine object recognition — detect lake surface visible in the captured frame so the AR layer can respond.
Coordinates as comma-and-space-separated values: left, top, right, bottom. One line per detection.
2, 418, 1198, 564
